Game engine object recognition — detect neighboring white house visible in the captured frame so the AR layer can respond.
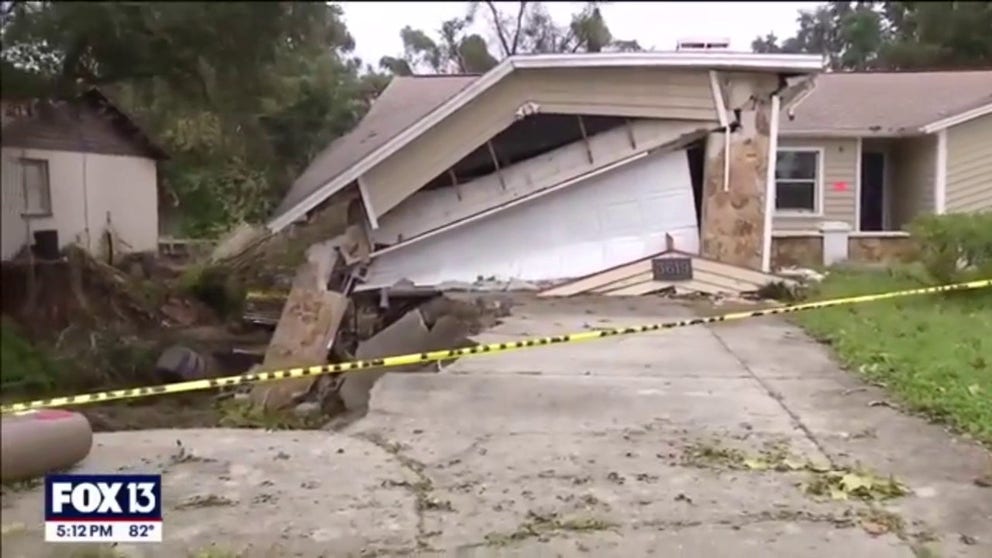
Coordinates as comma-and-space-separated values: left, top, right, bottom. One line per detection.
1, 89, 167, 261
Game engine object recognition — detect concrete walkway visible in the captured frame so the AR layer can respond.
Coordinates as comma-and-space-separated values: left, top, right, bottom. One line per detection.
2, 295, 990, 557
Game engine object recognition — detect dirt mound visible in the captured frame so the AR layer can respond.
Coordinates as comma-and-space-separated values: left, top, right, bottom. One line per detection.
0, 247, 212, 339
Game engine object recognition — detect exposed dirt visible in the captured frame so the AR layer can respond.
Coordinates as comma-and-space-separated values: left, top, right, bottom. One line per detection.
81, 396, 223, 432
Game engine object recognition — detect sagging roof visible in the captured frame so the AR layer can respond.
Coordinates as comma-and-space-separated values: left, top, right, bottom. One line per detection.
1, 88, 168, 160
782, 70, 992, 137
277, 74, 477, 217
269, 51, 824, 231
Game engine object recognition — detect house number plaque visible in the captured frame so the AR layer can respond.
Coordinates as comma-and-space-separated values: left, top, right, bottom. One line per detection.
652, 257, 693, 281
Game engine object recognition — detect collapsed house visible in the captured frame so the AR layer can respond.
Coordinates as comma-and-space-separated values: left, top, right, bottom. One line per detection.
268, 51, 823, 297
246, 51, 829, 411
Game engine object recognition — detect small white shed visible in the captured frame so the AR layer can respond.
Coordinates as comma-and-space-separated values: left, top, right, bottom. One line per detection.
1, 89, 167, 261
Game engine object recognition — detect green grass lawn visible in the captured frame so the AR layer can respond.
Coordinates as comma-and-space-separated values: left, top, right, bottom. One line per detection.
793, 267, 992, 445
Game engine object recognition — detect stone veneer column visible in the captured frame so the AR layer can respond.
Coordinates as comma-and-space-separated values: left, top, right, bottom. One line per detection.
699, 96, 772, 270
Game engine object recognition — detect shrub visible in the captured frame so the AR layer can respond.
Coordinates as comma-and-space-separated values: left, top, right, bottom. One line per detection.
0, 320, 60, 394
909, 212, 992, 283
179, 264, 246, 319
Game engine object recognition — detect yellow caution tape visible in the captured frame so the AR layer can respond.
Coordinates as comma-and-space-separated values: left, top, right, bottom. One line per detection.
2, 279, 989, 415
246, 291, 289, 301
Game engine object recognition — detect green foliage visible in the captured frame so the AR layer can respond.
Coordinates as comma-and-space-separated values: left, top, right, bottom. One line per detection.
0, 320, 59, 394
909, 213, 992, 283
379, 1, 641, 76
216, 399, 324, 430
1, 2, 374, 236
795, 268, 992, 444
752, 2, 992, 70
180, 264, 246, 320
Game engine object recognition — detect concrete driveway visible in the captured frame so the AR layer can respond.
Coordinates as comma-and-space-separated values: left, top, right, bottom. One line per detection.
2, 295, 990, 557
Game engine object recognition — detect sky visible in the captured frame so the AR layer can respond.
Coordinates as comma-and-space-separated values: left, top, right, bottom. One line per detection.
339, 1, 821, 68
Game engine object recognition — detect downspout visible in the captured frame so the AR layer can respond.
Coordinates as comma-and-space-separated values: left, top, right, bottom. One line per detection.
762, 93, 781, 273
73, 105, 92, 252
708, 71, 731, 192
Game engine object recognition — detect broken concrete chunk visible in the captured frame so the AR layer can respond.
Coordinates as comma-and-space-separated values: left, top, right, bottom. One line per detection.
336, 307, 475, 416
337, 309, 430, 414
248, 258, 349, 411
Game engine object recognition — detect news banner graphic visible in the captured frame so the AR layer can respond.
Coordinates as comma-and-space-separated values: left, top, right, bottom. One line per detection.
45, 474, 162, 543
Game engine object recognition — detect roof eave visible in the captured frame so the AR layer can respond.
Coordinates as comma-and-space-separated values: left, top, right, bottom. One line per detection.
779, 128, 923, 139
509, 52, 825, 73
267, 52, 825, 233
919, 101, 992, 134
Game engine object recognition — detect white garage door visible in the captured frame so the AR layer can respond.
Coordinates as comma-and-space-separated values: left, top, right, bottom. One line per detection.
363, 147, 699, 288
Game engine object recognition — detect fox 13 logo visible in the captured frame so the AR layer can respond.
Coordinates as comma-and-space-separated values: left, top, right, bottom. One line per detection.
44, 474, 163, 543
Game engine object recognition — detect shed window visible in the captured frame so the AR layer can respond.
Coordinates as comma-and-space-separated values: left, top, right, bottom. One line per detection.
775, 150, 819, 213
21, 158, 52, 216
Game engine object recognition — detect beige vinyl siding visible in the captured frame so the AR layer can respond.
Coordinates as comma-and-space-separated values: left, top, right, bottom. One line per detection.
361, 68, 721, 218
889, 135, 935, 229
773, 137, 858, 231
946, 112, 992, 213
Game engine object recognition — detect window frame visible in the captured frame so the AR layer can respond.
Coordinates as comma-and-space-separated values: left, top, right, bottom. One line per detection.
774, 147, 824, 216
19, 157, 53, 217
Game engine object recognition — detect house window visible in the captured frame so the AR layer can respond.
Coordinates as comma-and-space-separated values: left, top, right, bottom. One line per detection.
20, 158, 52, 216
775, 149, 819, 213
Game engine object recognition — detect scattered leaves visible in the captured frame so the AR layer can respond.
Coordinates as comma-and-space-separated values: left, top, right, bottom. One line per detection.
484, 511, 617, 546
800, 469, 909, 502
857, 507, 906, 537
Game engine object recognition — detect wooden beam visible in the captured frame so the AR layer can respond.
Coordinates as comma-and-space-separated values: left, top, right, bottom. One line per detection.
577, 116, 594, 163
448, 168, 462, 201
486, 141, 507, 189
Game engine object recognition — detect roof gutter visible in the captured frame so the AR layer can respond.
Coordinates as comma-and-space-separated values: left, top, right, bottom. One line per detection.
267, 52, 824, 233
919, 101, 992, 134
778, 129, 919, 139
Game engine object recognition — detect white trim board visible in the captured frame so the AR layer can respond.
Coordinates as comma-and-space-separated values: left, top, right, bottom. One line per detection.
854, 137, 863, 232
267, 52, 824, 232
920, 101, 992, 134
761, 94, 781, 273
934, 129, 948, 214
356, 176, 379, 229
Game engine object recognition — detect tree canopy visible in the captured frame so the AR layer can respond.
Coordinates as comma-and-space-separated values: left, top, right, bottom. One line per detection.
752, 2, 992, 71
2, 2, 987, 238
379, 1, 642, 76
1, 1, 385, 236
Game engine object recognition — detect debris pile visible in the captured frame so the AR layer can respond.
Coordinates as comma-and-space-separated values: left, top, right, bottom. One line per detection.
226, 213, 508, 427
0, 245, 202, 337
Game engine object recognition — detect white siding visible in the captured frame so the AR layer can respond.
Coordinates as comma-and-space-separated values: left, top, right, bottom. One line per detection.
363, 148, 697, 288
373, 119, 707, 246
360, 68, 721, 218
1, 147, 158, 260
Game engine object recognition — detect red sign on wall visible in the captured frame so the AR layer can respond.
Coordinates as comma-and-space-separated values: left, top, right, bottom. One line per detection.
833, 181, 849, 192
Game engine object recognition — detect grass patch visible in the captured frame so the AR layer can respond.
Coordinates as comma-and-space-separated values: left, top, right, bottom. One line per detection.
0, 319, 61, 394
216, 399, 324, 430
794, 266, 992, 444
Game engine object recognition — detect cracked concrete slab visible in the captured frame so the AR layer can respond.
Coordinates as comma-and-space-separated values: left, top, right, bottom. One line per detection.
1, 294, 989, 557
